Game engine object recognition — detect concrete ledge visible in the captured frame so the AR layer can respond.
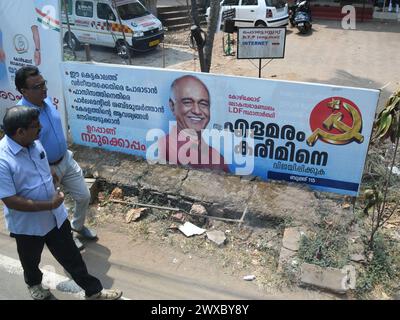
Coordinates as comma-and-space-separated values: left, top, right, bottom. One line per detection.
141, 164, 189, 194
300, 263, 356, 294
181, 170, 253, 207
70, 144, 333, 225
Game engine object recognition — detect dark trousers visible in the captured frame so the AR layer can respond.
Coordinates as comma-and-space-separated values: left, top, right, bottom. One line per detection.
13, 219, 103, 296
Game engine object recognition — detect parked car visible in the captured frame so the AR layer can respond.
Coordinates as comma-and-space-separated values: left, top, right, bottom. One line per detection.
206, 0, 289, 28
61, 0, 164, 58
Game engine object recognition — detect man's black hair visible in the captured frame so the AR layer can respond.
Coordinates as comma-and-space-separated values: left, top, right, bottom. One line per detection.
2, 106, 40, 136
15, 66, 40, 93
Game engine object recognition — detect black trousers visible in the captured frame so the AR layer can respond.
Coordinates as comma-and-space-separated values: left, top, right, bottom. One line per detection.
13, 219, 103, 296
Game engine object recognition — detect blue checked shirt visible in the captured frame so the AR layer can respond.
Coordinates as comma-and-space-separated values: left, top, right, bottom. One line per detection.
0, 136, 67, 236
17, 97, 67, 163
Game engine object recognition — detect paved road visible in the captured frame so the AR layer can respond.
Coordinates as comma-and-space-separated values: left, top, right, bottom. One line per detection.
0, 212, 271, 300
157, 0, 192, 6
0, 210, 338, 300
68, 42, 195, 70
0, 230, 265, 300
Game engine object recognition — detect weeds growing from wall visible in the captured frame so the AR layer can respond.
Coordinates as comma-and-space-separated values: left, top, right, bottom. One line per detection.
356, 233, 400, 298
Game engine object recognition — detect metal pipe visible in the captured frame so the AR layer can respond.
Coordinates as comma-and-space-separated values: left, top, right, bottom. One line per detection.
109, 199, 245, 223
84, 43, 92, 61
63, 0, 76, 59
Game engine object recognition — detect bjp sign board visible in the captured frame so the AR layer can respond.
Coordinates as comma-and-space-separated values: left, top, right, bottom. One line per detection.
237, 27, 286, 59
61, 62, 379, 196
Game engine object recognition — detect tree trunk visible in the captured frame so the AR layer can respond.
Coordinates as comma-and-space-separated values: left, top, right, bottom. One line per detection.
189, 0, 220, 73
142, 0, 158, 16
204, 0, 220, 72
191, 0, 201, 26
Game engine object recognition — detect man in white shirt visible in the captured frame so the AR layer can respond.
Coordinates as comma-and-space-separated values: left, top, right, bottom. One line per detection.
0, 106, 122, 300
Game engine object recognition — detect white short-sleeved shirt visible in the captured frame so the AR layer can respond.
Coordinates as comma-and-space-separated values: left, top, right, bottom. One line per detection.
0, 135, 67, 236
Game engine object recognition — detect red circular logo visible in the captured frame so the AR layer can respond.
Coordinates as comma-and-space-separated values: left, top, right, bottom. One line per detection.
310, 97, 362, 135
308, 97, 363, 146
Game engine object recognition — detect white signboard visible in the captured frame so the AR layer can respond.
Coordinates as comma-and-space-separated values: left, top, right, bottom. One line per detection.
237, 27, 286, 59
0, 0, 64, 131
61, 62, 379, 196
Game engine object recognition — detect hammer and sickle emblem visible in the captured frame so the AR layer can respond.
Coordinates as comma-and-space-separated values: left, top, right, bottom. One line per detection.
307, 102, 364, 147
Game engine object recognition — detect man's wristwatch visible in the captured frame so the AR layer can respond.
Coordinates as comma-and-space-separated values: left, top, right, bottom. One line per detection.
35, 48, 40, 52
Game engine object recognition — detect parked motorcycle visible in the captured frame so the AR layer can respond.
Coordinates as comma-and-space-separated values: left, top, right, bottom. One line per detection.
289, 0, 312, 34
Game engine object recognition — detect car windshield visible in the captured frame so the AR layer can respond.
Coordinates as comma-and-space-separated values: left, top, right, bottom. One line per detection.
265, 0, 286, 8
116, 3, 149, 20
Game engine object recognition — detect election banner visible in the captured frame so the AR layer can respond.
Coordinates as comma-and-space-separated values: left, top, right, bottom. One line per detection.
0, 0, 64, 132
61, 62, 379, 196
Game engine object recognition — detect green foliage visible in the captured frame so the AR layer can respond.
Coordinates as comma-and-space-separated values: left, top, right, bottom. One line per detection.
356, 233, 399, 298
63, 51, 75, 61
374, 89, 400, 142
365, 88, 400, 248
297, 228, 349, 269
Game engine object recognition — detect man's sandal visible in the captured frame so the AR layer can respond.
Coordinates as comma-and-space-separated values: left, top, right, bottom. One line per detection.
85, 289, 122, 300
28, 284, 51, 300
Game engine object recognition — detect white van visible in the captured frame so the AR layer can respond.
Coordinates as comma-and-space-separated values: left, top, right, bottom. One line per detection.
206, 0, 289, 28
61, 0, 164, 58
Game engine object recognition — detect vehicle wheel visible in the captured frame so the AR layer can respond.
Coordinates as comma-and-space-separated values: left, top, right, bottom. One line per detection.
116, 40, 130, 59
255, 21, 267, 27
300, 28, 307, 34
298, 25, 307, 34
64, 32, 81, 51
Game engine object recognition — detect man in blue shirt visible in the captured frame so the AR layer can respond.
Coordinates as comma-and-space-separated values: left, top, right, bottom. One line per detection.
0, 106, 122, 300
15, 66, 95, 250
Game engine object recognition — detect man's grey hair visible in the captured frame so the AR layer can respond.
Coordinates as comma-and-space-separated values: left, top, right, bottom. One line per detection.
2, 105, 40, 136
169, 75, 210, 104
